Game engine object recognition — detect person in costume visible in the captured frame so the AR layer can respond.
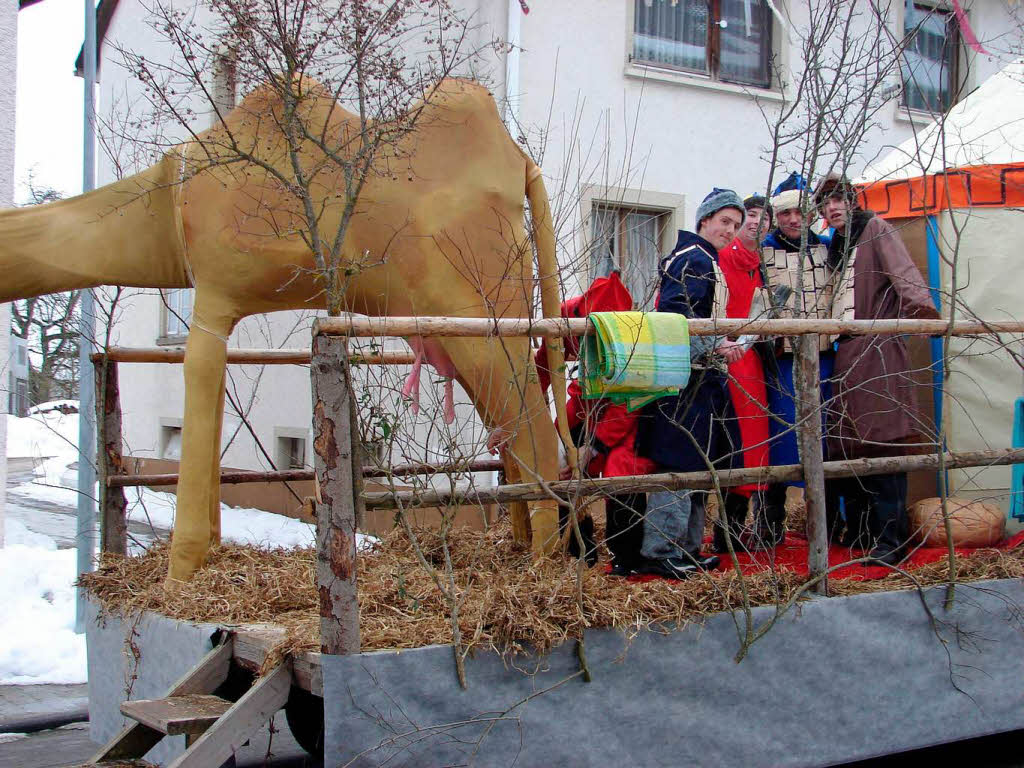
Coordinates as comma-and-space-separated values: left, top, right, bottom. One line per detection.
537, 271, 656, 575
714, 194, 773, 553
634, 188, 745, 580
757, 173, 835, 549
815, 174, 940, 565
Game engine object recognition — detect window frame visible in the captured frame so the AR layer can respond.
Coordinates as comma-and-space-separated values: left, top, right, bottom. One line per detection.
579, 185, 685, 311
158, 288, 194, 345
275, 427, 312, 471
897, 0, 968, 117
628, 0, 776, 91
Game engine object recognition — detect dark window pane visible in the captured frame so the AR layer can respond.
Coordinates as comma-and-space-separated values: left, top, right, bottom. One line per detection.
902, 2, 957, 112
718, 0, 772, 87
633, 0, 709, 74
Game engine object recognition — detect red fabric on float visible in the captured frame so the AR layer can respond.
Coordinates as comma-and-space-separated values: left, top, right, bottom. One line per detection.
623, 529, 1024, 583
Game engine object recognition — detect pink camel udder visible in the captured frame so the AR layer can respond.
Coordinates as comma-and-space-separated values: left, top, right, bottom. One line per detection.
403, 336, 458, 424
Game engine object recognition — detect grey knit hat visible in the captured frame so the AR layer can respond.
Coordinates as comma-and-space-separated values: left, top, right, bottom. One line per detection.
696, 188, 745, 228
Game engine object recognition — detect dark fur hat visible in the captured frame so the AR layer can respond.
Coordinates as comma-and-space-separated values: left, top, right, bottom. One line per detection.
813, 172, 861, 210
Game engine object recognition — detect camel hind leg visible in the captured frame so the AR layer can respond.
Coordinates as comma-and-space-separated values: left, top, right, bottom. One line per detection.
438, 335, 561, 554
167, 293, 237, 581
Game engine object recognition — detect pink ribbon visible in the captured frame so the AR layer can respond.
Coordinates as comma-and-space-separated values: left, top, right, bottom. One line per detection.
951, 0, 988, 55
519, 0, 529, 14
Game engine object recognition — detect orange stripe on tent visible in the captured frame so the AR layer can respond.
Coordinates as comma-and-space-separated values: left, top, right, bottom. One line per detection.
859, 162, 1024, 219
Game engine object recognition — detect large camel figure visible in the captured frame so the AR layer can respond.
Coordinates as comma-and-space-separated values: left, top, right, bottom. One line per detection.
0, 78, 573, 581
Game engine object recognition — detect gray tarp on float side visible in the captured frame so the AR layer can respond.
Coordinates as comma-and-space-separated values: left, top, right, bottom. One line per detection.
86, 599, 219, 765
324, 578, 1024, 767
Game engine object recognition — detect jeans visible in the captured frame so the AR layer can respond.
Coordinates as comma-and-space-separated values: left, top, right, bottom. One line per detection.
641, 490, 706, 561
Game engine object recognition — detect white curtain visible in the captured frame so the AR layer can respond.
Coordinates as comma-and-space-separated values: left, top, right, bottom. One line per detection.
590, 206, 618, 281
624, 212, 660, 310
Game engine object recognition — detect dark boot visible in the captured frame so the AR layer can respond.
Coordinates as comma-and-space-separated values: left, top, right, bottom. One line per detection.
605, 494, 645, 575
840, 490, 871, 549
826, 478, 845, 545
560, 505, 598, 567
751, 484, 787, 550
864, 474, 908, 565
714, 492, 750, 553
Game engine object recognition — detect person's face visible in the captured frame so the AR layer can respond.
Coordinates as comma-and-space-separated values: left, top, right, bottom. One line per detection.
822, 195, 851, 231
740, 207, 768, 247
700, 208, 744, 251
776, 208, 806, 240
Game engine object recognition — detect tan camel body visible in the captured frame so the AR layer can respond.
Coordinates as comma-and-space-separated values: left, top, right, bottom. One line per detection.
0, 78, 572, 580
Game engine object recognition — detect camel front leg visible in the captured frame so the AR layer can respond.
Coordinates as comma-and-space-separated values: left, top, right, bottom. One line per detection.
167, 298, 236, 582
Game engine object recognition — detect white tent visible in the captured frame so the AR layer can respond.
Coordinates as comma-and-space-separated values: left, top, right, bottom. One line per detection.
862, 58, 1024, 181
859, 59, 1024, 524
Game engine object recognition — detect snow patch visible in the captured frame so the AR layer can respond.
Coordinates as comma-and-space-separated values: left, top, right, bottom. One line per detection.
0, 522, 87, 685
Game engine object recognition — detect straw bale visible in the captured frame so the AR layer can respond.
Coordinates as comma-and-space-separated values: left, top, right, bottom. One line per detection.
78, 521, 1024, 664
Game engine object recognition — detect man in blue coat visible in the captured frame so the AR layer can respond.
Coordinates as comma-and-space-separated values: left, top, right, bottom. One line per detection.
756, 174, 834, 549
635, 189, 745, 579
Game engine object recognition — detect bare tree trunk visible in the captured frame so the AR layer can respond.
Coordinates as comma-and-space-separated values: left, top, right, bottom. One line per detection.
312, 333, 362, 655
95, 359, 127, 556
794, 334, 829, 595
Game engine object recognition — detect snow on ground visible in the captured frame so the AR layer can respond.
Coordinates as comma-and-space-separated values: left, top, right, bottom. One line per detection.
0, 520, 87, 685
0, 404, 353, 685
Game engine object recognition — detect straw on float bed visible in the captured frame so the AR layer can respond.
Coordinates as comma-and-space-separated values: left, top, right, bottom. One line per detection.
78, 522, 1024, 662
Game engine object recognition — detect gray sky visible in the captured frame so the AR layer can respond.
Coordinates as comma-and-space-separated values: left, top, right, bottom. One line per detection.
15, 0, 84, 202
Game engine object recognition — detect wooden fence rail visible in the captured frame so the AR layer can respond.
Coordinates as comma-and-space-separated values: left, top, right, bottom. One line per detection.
91, 348, 415, 365
316, 315, 1024, 339
105, 458, 505, 488
359, 448, 1024, 509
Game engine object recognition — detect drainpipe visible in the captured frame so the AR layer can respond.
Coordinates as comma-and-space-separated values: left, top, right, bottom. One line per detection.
504, 0, 521, 130
75, 0, 97, 633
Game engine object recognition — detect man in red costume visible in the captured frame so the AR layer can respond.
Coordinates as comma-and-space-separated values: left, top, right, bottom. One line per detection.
537, 271, 656, 574
715, 195, 773, 553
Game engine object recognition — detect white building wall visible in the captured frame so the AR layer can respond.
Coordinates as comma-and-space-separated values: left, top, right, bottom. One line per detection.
0, 0, 17, 543
94, 0, 1019, 507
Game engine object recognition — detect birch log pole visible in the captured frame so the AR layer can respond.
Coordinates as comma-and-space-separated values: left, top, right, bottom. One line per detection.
95, 359, 127, 556
792, 334, 829, 595
311, 333, 362, 655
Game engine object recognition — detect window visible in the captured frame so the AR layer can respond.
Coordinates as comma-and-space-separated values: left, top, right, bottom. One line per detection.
901, 2, 960, 113
161, 425, 183, 460
632, 0, 773, 89
278, 436, 307, 470
161, 288, 194, 339
590, 204, 666, 310
10, 378, 28, 417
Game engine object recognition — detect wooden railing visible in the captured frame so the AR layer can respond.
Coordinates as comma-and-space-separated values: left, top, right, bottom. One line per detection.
88, 316, 1024, 656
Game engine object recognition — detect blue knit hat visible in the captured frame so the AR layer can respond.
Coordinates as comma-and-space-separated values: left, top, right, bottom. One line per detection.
696, 188, 745, 228
769, 171, 809, 213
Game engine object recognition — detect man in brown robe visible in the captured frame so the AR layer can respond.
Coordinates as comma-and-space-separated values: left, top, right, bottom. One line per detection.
815, 175, 941, 565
